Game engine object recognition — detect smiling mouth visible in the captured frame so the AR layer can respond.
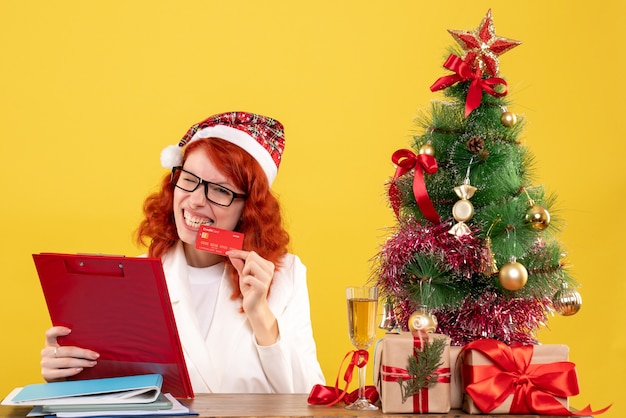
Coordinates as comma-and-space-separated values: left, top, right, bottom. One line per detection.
183, 210, 214, 229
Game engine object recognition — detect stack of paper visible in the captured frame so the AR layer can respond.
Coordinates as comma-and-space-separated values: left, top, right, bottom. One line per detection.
2, 374, 197, 417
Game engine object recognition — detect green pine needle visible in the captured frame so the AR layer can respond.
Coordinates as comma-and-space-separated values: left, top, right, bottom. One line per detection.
398, 337, 447, 403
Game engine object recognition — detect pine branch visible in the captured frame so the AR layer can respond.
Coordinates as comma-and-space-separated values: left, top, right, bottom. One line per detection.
398, 337, 447, 403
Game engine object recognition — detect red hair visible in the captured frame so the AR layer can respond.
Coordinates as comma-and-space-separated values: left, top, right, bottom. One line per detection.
135, 138, 290, 298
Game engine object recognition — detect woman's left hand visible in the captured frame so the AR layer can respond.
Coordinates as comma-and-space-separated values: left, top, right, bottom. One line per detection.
226, 249, 279, 345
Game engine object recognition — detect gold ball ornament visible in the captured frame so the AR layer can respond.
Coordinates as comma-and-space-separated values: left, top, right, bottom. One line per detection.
500, 111, 517, 127
408, 307, 438, 335
498, 261, 528, 290
553, 287, 582, 316
525, 204, 551, 230
419, 143, 435, 157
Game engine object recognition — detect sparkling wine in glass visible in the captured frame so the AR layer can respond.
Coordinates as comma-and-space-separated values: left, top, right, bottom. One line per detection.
345, 286, 379, 410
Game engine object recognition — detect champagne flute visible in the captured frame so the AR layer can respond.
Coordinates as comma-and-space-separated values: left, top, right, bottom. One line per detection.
345, 286, 379, 410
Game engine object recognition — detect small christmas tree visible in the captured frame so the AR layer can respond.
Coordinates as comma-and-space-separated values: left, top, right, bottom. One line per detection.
374, 9, 582, 346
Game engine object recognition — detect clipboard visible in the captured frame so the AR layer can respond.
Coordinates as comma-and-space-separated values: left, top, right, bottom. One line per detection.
32, 253, 194, 399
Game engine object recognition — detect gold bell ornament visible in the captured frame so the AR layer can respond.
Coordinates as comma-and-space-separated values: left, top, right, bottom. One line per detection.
481, 236, 499, 276
481, 219, 501, 276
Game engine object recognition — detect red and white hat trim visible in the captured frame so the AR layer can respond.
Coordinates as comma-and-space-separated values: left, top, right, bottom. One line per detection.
161, 111, 285, 185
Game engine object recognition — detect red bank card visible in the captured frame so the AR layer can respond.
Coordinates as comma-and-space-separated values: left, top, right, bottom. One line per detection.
195, 225, 244, 255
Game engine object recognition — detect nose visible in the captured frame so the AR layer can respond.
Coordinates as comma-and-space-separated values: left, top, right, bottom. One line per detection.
188, 184, 208, 207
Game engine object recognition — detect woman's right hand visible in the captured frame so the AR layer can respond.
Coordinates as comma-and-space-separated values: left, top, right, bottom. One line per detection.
41, 326, 100, 382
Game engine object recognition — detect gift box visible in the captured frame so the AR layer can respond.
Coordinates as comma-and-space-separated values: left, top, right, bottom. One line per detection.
460, 339, 577, 415
374, 332, 451, 413
449, 345, 463, 410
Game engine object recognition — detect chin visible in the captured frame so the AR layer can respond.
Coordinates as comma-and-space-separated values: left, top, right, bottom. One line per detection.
175, 223, 198, 246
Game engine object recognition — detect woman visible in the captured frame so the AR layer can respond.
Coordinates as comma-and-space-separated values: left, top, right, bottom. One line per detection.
40, 111, 325, 393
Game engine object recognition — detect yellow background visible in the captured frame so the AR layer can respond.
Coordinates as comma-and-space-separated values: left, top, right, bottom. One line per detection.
1, 1, 623, 416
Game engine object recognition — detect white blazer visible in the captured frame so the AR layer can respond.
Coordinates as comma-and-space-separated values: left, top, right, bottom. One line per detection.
161, 242, 325, 393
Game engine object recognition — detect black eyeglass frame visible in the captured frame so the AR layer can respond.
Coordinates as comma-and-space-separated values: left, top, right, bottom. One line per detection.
170, 166, 247, 207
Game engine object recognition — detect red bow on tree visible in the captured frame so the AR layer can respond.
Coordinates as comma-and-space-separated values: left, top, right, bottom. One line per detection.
389, 149, 440, 224
430, 54, 508, 117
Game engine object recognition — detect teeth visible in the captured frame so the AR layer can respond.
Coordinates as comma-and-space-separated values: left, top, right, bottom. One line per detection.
183, 211, 213, 228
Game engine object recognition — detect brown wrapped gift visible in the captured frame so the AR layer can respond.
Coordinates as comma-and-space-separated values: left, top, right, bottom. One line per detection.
449, 345, 463, 410
461, 340, 570, 415
374, 332, 451, 413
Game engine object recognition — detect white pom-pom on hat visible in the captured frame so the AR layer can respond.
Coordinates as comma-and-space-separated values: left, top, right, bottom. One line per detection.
160, 144, 183, 169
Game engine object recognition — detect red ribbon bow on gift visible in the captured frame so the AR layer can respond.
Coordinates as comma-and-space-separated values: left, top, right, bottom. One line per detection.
430, 54, 508, 117
380, 333, 450, 413
307, 350, 379, 407
389, 149, 440, 224
460, 339, 611, 416
381, 364, 451, 413
381, 365, 451, 384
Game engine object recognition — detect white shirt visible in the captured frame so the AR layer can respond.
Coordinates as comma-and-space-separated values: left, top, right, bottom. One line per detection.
187, 263, 224, 339
161, 241, 325, 393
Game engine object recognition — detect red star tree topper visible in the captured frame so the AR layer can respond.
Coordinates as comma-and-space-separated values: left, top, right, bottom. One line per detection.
448, 9, 521, 76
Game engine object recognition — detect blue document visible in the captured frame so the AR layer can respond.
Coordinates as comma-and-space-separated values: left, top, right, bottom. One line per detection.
8, 374, 163, 405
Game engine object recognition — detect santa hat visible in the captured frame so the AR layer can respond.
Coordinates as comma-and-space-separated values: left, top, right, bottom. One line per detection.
161, 111, 285, 185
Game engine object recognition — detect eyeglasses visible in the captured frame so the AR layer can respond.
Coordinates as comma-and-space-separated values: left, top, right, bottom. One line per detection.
171, 167, 247, 207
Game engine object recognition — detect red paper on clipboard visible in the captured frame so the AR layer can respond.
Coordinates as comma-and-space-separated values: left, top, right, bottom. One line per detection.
32, 253, 194, 399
